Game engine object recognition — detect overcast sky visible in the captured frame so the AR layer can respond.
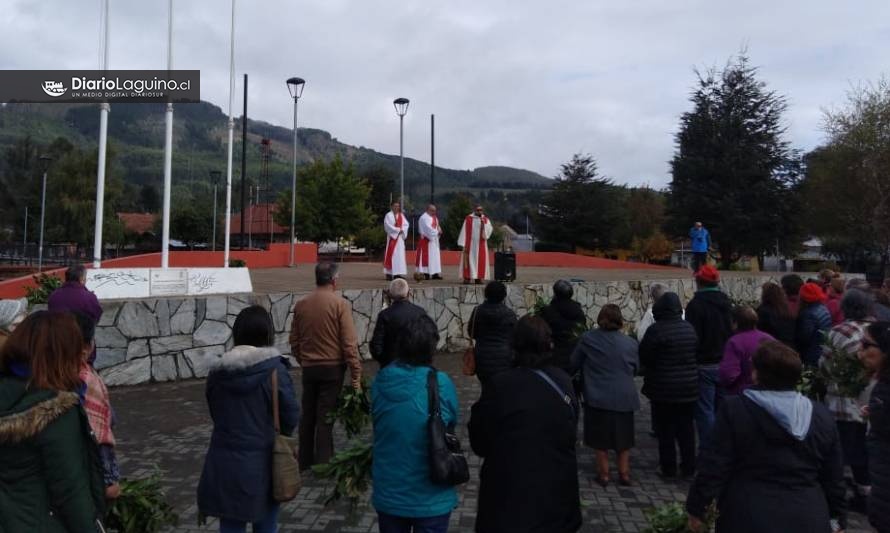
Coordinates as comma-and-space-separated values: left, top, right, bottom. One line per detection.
3, 0, 889, 186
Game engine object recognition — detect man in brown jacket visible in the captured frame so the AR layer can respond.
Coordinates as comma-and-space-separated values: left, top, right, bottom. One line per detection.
290, 262, 363, 468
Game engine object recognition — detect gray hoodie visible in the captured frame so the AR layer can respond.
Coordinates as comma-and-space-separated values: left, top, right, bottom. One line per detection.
743, 389, 813, 440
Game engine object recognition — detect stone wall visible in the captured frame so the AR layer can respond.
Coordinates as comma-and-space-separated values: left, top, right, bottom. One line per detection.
95, 275, 773, 386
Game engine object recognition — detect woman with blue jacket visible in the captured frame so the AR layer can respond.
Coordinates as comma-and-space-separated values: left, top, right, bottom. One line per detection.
197, 306, 300, 533
372, 314, 459, 533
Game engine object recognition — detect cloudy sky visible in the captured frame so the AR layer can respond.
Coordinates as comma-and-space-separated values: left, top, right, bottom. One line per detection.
3, 0, 889, 186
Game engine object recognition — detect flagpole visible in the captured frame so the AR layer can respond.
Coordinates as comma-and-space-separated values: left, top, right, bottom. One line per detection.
92, 0, 110, 268
223, 0, 236, 267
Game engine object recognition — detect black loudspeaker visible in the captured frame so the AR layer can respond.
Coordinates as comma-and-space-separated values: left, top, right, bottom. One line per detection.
494, 252, 516, 282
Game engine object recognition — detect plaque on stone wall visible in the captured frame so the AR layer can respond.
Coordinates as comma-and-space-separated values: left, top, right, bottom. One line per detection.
150, 269, 189, 296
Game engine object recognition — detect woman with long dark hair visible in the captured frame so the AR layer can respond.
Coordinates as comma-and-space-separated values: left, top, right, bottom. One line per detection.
0, 311, 106, 532
757, 282, 795, 347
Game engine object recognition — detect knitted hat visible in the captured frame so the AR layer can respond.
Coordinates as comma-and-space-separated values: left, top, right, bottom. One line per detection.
694, 264, 720, 284
0, 298, 28, 332
799, 282, 827, 304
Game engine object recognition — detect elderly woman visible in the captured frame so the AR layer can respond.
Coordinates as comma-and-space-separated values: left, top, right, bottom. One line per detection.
470, 315, 581, 533
686, 341, 847, 533
570, 304, 639, 486
719, 306, 774, 396
0, 298, 28, 349
858, 322, 890, 533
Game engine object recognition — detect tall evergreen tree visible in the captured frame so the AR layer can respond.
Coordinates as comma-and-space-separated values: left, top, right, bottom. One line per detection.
668, 53, 802, 268
538, 153, 626, 252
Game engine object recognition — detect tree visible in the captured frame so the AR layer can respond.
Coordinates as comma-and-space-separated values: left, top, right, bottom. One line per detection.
139, 184, 161, 213
170, 204, 211, 249
440, 194, 474, 251
273, 156, 372, 247
359, 164, 397, 217
802, 78, 890, 273
537, 153, 626, 252
41, 139, 124, 252
668, 53, 803, 268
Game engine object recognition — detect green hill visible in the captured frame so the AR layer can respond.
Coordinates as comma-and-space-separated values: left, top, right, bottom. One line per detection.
0, 100, 551, 214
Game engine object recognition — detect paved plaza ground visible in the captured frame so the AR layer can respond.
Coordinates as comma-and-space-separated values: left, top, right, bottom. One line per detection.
111, 354, 872, 532
248, 263, 779, 294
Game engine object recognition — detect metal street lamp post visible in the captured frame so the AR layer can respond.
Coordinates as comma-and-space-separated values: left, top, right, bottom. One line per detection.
37, 155, 52, 272
286, 77, 305, 268
393, 98, 409, 207
210, 170, 221, 252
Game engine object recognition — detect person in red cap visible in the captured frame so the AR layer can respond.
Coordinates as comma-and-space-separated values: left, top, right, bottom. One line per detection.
796, 282, 831, 367
685, 264, 733, 452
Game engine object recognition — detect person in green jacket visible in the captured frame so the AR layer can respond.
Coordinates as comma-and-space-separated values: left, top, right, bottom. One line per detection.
0, 310, 106, 532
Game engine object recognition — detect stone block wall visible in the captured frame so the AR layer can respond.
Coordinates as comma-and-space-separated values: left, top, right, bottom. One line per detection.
94, 275, 774, 386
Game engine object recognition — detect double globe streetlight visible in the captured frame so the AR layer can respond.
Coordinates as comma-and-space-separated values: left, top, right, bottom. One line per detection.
286, 77, 306, 268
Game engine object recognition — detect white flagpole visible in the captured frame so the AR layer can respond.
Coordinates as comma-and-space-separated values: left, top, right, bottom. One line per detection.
223, 0, 236, 267
160, 0, 174, 268
92, 0, 110, 268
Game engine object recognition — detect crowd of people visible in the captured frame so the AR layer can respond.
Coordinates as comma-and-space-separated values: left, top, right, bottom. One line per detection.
2, 261, 890, 533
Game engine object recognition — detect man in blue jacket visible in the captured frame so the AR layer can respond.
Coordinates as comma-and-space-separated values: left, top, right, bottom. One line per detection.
689, 222, 711, 272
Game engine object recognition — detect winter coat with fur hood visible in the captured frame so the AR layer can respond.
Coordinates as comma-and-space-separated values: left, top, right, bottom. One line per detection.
197, 345, 301, 523
0, 375, 106, 532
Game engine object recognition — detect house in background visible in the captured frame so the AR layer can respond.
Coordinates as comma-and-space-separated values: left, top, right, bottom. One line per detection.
499, 224, 534, 252
229, 203, 289, 249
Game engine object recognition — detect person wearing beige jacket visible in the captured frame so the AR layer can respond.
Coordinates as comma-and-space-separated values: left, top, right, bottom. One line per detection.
289, 262, 362, 469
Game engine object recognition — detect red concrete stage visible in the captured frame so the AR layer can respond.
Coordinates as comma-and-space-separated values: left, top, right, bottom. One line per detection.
0, 248, 682, 298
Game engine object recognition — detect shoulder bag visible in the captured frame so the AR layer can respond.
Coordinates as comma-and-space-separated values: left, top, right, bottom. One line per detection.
462, 309, 478, 376
532, 368, 576, 420
271, 369, 301, 502
427, 368, 470, 485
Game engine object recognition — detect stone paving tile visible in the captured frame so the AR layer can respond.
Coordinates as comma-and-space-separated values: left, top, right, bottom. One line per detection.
110, 354, 873, 532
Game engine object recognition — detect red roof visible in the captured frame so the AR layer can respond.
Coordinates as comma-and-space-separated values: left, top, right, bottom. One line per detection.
117, 212, 158, 235
230, 203, 288, 235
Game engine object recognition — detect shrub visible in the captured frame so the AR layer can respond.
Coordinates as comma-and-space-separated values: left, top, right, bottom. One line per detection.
24, 273, 62, 305
228, 258, 247, 268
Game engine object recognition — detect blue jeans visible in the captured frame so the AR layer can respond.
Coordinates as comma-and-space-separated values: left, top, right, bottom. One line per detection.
695, 365, 720, 452
377, 511, 450, 533
219, 505, 279, 533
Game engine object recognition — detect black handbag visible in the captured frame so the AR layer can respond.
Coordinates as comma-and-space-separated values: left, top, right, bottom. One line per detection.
427, 368, 470, 485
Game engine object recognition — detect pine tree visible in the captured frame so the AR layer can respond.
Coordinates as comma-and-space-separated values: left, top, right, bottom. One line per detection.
668, 53, 802, 268
538, 153, 626, 252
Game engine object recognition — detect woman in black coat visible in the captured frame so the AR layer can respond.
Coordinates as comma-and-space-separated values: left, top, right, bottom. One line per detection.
468, 281, 518, 387
639, 292, 699, 478
686, 340, 846, 533
469, 315, 581, 533
859, 322, 890, 533
197, 306, 301, 531
540, 280, 587, 372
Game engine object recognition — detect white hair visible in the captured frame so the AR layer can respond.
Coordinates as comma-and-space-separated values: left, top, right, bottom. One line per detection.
388, 278, 409, 300
648, 283, 668, 302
